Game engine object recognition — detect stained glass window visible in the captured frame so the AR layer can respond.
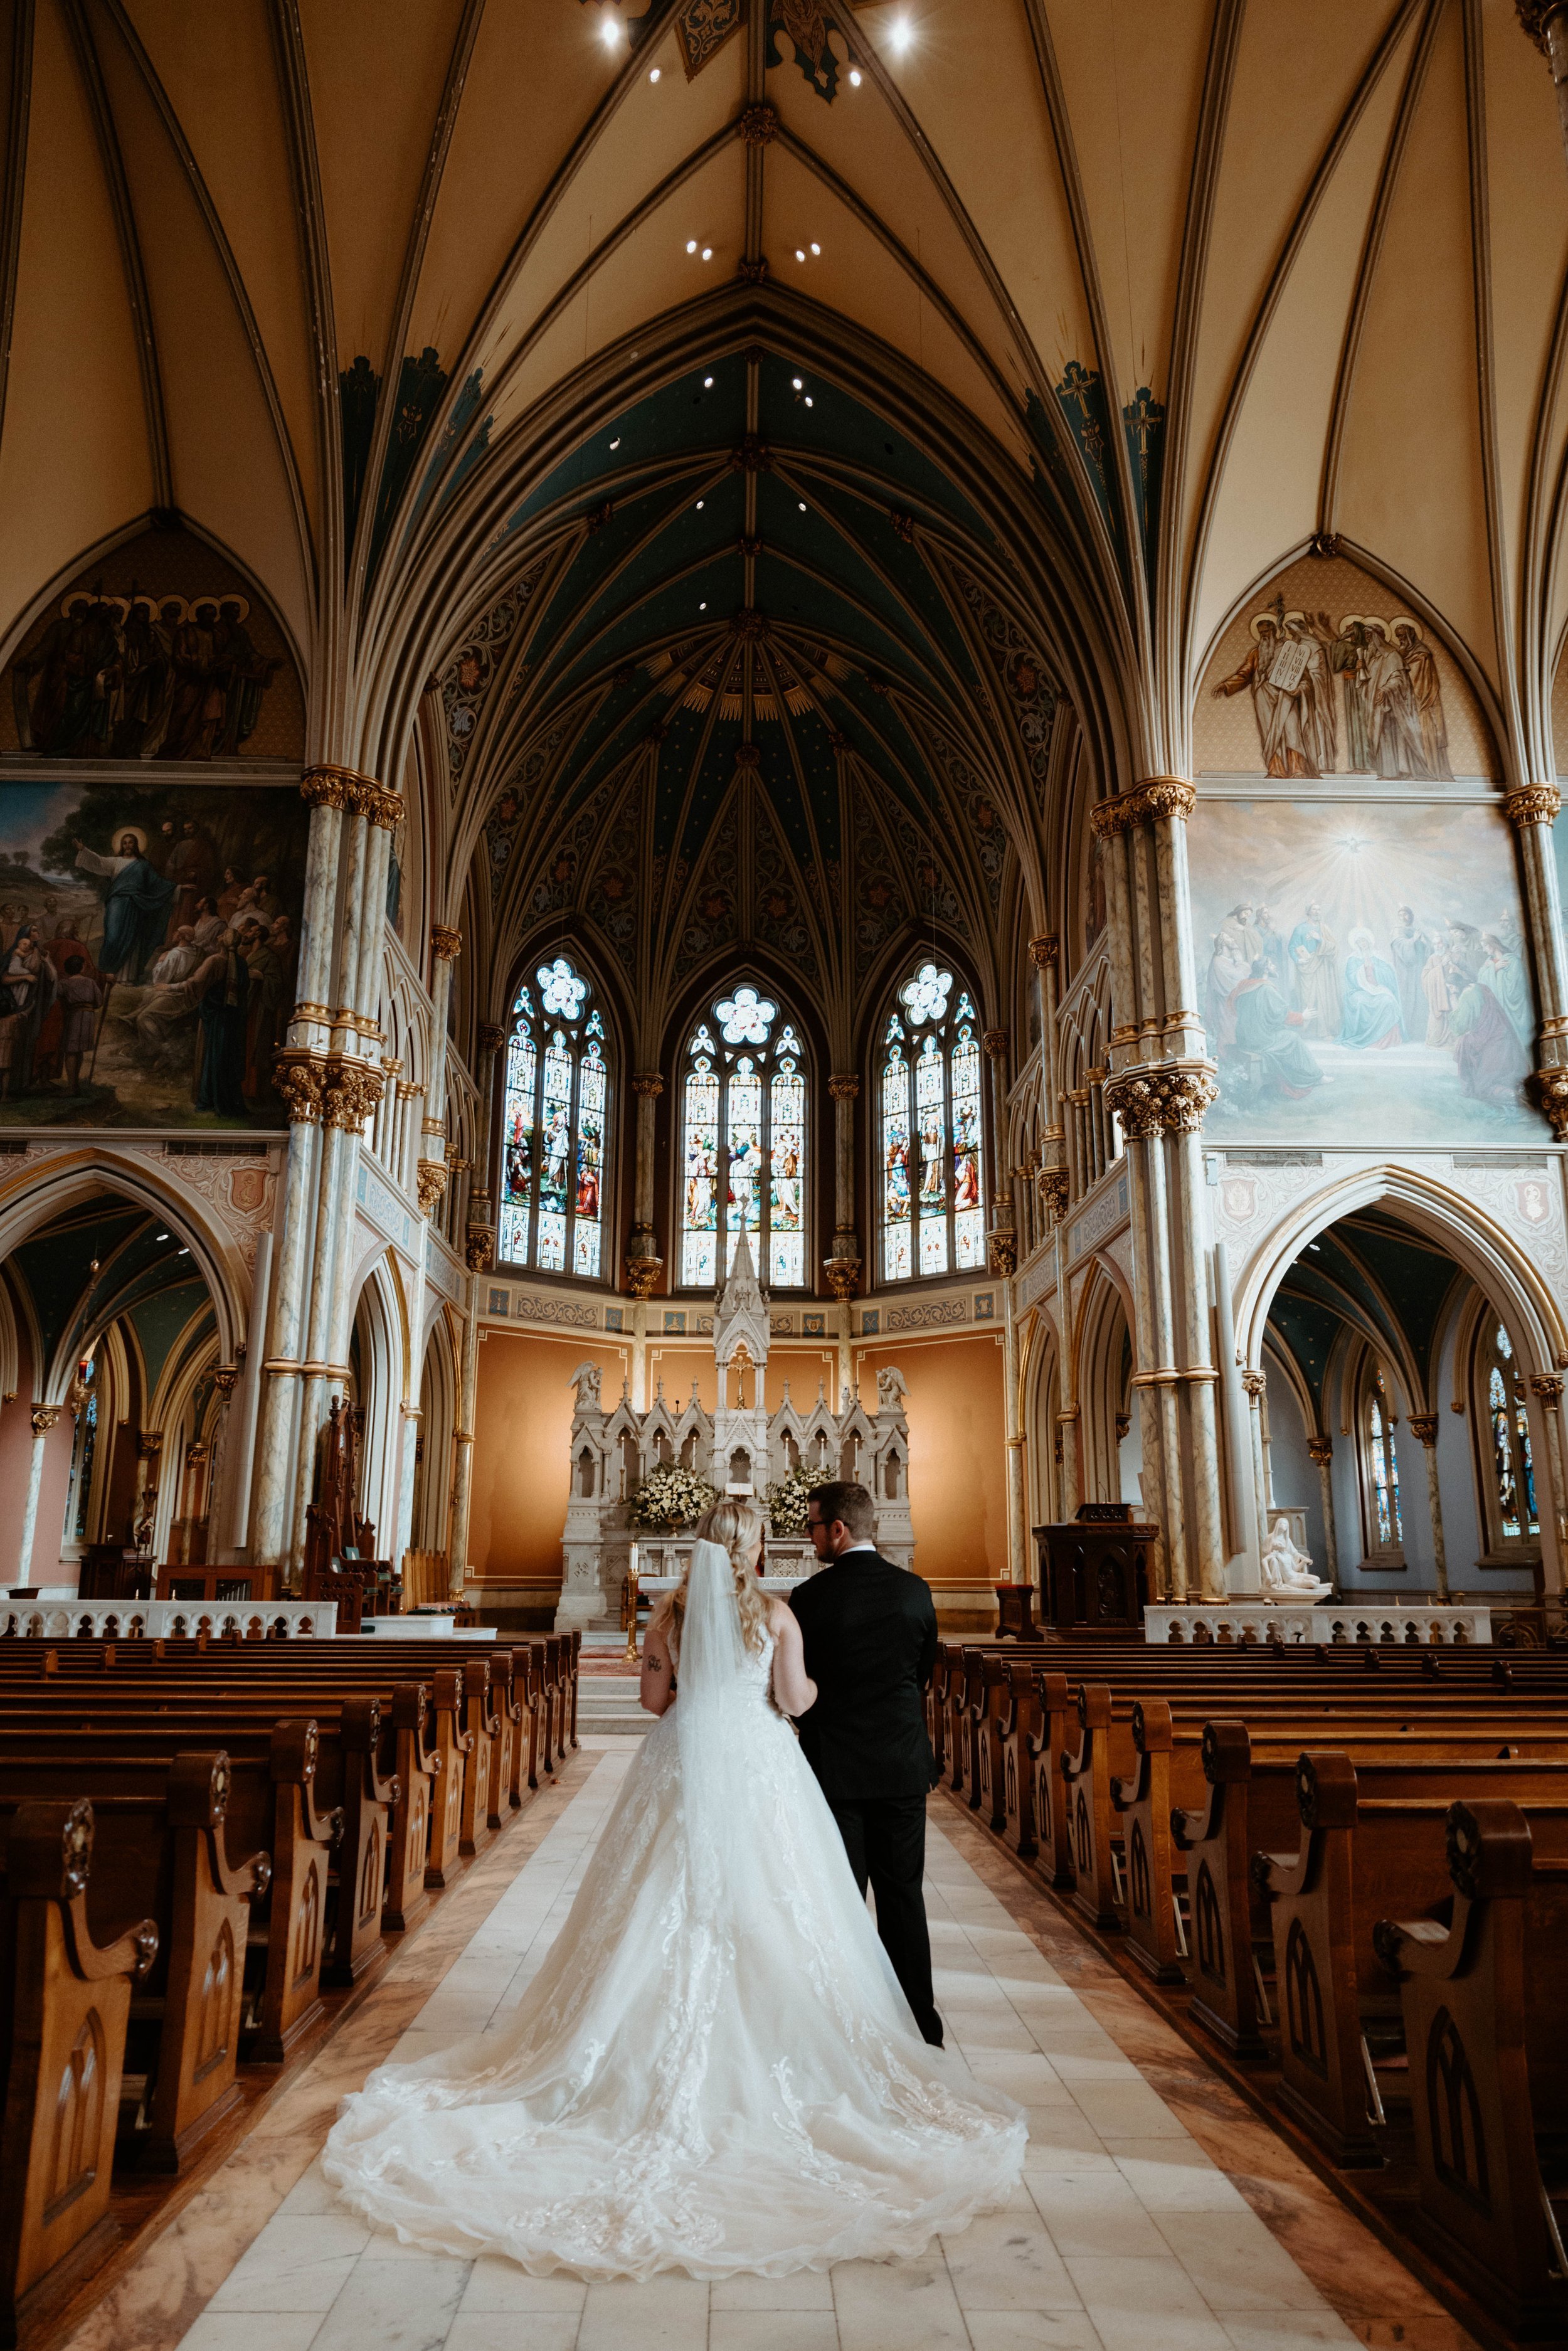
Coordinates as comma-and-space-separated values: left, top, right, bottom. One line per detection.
1366, 1367, 1402, 1550
497, 957, 608, 1278
679, 985, 808, 1287
879, 960, 986, 1282
1484, 1322, 1538, 1542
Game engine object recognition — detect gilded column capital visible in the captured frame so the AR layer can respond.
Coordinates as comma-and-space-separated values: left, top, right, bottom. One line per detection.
828, 1073, 861, 1101
137, 1428, 163, 1457
623, 1254, 664, 1301
988, 1231, 1018, 1279
430, 924, 464, 962
1407, 1413, 1440, 1446
1306, 1436, 1335, 1467
322, 1057, 386, 1132
1103, 1061, 1218, 1137
631, 1072, 665, 1099
477, 1022, 506, 1054
1240, 1369, 1267, 1401
465, 1226, 495, 1273
1037, 1166, 1069, 1224
1089, 777, 1197, 837
982, 1029, 1009, 1062
361, 782, 403, 829
1504, 782, 1562, 827
273, 1047, 327, 1124
29, 1404, 60, 1436
1028, 935, 1059, 970
1527, 1065, 1568, 1139
395, 1078, 424, 1101
1518, 1, 1568, 56
1530, 1374, 1565, 1406
213, 1366, 241, 1398
300, 763, 365, 810
416, 1160, 450, 1216
822, 1255, 861, 1302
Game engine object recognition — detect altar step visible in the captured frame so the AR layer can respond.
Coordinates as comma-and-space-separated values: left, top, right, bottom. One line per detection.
576, 1674, 650, 1738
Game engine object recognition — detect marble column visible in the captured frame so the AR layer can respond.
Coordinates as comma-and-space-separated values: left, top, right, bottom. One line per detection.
1503, 786, 1568, 1143
626, 1073, 665, 1293
448, 1015, 502, 1602
1241, 1371, 1269, 1559
16, 1405, 59, 1584
1306, 1435, 1339, 1588
1408, 1413, 1449, 1600
418, 925, 463, 1229
1529, 1374, 1567, 1625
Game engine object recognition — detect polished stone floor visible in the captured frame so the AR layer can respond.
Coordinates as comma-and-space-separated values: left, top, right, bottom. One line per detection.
61, 1748, 1476, 2351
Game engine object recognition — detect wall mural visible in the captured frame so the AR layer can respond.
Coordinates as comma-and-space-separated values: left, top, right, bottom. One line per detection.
1194, 554, 1496, 782
1, 529, 304, 763
1187, 799, 1539, 1143
0, 780, 307, 1128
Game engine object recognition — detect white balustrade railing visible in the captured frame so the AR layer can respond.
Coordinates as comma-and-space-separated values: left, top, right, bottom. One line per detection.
1, 1599, 338, 1641
1144, 1601, 1491, 1648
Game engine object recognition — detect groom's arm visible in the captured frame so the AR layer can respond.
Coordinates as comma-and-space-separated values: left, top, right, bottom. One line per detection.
913, 1582, 938, 1689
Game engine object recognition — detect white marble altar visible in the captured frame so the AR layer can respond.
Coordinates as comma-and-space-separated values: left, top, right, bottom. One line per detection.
557, 1229, 914, 1631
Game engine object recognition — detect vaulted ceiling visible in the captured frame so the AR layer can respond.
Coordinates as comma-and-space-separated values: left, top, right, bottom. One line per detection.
1, 0, 1564, 1034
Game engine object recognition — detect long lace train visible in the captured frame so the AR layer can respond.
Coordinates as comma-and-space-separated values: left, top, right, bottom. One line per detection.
322, 1631, 1025, 2279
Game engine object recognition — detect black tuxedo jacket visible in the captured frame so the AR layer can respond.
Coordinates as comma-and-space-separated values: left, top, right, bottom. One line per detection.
788, 1550, 938, 1801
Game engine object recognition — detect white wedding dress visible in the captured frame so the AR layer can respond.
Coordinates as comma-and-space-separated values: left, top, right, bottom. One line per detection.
322, 1543, 1026, 2279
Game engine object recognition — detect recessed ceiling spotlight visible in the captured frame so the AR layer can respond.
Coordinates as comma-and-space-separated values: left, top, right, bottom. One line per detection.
795, 248, 806, 263
701, 246, 712, 260
700, 601, 707, 610
696, 499, 705, 509
792, 376, 803, 390
798, 501, 807, 511
687, 238, 697, 254
156, 1231, 169, 1241
849, 66, 862, 85
600, 13, 622, 47
804, 396, 813, 406
810, 242, 821, 255
649, 65, 660, 81
889, 17, 913, 53
704, 374, 714, 386
610, 437, 621, 449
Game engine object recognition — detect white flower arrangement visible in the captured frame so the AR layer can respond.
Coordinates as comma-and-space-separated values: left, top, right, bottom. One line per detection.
627, 1463, 719, 1532
764, 1465, 830, 1538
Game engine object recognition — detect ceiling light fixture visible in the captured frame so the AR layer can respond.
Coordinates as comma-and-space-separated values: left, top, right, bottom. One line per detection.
687, 239, 697, 254
810, 241, 820, 255
649, 65, 660, 81
795, 248, 805, 262
600, 13, 622, 48
696, 499, 705, 509
889, 17, 913, 53
700, 601, 708, 610
610, 437, 621, 449
798, 501, 807, 511
701, 246, 712, 260
805, 396, 813, 407
156, 1231, 169, 1241
849, 66, 862, 85
792, 376, 803, 390
703, 374, 714, 386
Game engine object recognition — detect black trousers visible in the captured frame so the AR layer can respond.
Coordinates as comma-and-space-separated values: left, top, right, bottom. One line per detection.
827, 1791, 942, 2046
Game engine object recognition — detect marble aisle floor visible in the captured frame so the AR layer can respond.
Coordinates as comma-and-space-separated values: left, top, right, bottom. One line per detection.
65, 1751, 1476, 2351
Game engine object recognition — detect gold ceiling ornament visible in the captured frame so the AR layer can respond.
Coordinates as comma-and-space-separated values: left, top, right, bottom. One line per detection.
738, 101, 779, 144
730, 435, 773, 472
1503, 783, 1562, 826
429, 925, 464, 961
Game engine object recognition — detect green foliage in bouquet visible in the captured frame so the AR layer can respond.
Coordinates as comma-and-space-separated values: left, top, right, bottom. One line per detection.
627, 1463, 718, 1532
764, 1465, 830, 1538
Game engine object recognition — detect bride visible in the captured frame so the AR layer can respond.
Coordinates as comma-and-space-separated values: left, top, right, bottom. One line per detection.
322, 1500, 1026, 2279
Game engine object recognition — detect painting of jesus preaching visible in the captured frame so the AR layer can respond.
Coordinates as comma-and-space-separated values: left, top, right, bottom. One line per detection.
0, 779, 307, 1128
1187, 799, 1541, 1145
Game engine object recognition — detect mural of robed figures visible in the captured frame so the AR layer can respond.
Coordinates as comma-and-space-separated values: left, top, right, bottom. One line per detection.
0, 779, 307, 1128
1195, 553, 1497, 783
1187, 799, 1540, 1144
0, 526, 304, 762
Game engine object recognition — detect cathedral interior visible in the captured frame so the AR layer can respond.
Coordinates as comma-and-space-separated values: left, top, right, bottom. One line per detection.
3, 1, 1568, 2343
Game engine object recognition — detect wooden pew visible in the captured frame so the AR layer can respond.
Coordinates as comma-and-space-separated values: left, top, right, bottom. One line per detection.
0, 1799, 157, 2349
1253, 1754, 1568, 2168
1376, 1800, 1568, 2339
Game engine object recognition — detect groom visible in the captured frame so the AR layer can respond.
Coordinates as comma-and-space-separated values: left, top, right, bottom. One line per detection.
789, 1480, 943, 2046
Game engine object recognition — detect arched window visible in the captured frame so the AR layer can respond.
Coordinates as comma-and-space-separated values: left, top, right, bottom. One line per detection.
497, 954, 608, 1278
679, 982, 808, 1288
1476, 1318, 1539, 1549
879, 960, 985, 1282
1362, 1362, 1402, 1553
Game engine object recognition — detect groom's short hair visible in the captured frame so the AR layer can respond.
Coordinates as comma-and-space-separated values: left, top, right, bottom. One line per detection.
809, 1481, 875, 1540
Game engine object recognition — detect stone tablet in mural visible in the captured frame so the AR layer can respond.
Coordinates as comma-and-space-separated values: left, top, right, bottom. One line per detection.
1188, 799, 1539, 1144
1, 528, 304, 762
1195, 554, 1496, 783
0, 780, 307, 1128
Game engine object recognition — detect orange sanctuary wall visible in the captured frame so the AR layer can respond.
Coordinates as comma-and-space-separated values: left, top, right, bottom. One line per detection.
470, 1326, 1006, 1593
854, 1332, 1007, 1587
